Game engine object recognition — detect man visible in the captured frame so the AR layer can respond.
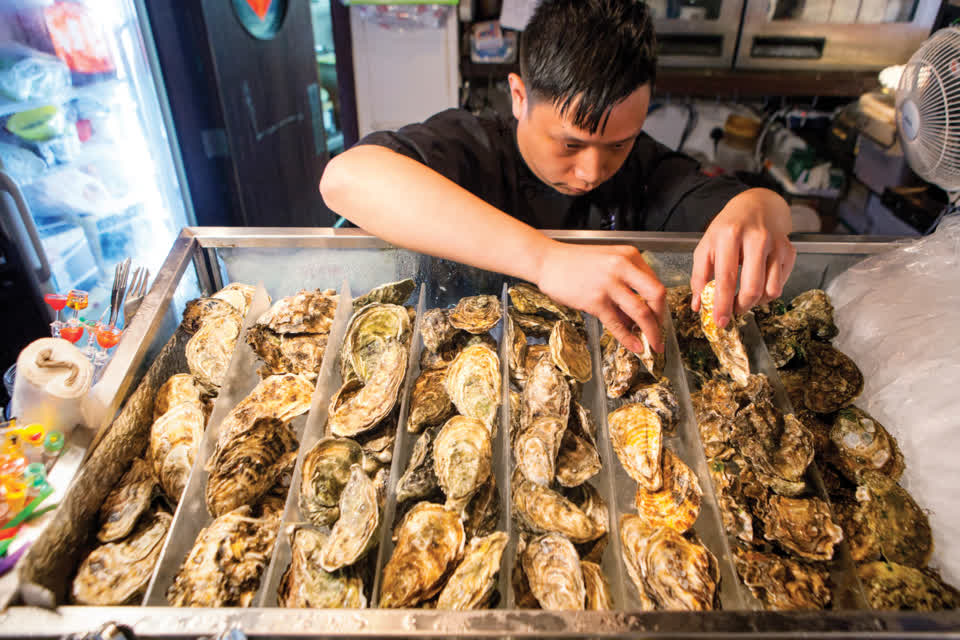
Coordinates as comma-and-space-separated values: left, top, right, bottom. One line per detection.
321, 0, 795, 354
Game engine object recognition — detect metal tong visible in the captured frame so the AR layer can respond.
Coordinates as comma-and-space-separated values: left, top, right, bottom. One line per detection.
108, 258, 131, 329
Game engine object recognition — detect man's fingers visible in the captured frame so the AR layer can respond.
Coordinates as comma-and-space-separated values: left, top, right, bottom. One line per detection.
619, 258, 667, 322
597, 305, 643, 354
735, 233, 770, 315
611, 284, 663, 353
779, 240, 797, 291
712, 236, 741, 329
690, 243, 713, 313
762, 251, 782, 305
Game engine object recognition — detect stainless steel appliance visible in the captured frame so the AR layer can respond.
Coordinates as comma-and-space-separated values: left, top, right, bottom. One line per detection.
649, 0, 746, 68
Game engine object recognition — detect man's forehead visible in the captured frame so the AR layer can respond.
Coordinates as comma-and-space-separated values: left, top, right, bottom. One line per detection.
530, 86, 650, 141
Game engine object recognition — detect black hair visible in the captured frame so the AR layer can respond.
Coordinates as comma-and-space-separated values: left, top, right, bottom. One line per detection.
519, 0, 657, 134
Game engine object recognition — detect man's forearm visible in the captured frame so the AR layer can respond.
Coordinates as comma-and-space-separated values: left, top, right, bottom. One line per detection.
321, 145, 551, 285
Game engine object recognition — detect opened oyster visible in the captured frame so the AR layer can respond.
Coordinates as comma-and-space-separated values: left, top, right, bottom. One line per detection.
761, 495, 843, 561
182, 297, 239, 334
699, 280, 750, 386
802, 342, 863, 413
186, 311, 243, 394
635, 449, 702, 534
436, 531, 508, 610
278, 525, 366, 608
858, 561, 959, 611
445, 343, 501, 435
421, 308, 460, 354
620, 514, 718, 611
407, 368, 455, 434
380, 502, 466, 608
329, 338, 407, 437
508, 282, 583, 325
397, 427, 441, 504
550, 320, 592, 383
512, 470, 602, 543
508, 307, 555, 338
300, 437, 364, 527
353, 278, 416, 310
582, 561, 614, 610
626, 378, 679, 433
73, 510, 171, 605
521, 533, 586, 610
829, 406, 904, 494
448, 295, 502, 334
320, 464, 380, 571
463, 476, 501, 539
149, 399, 205, 502
734, 548, 831, 610
98, 457, 159, 543
212, 282, 256, 317
434, 416, 493, 516
607, 403, 663, 491
341, 303, 411, 383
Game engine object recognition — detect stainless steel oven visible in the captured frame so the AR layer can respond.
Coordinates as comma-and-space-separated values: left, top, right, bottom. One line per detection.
649, 0, 746, 68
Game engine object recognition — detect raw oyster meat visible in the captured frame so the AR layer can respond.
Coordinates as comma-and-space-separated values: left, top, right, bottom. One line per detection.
620, 514, 718, 611
607, 403, 663, 491
829, 406, 904, 494
858, 561, 959, 611
449, 294, 502, 334
329, 338, 407, 437
380, 502, 466, 608
699, 280, 750, 386
407, 368, 455, 434
581, 561, 613, 610
625, 378, 679, 433
300, 437, 364, 527
433, 416, 493, 516
186, 311, 243, 394
445, 343, 501, 435
549, 320, 592, 383
149, 399, 205, 502
153, 373, 202, 421
212, 282, 256, 317
341, 303, 411, 383
521, 533, 586, 610
353, 278, 416, 310
512, 470, 602, 543
463, 475, 501, 539
73, 510, 171, 605
278, 525, 366, 608
397, 427, 441, 504
320, 464, 380, 571
182, 297, 238, 334
97, 457, 159, 543
635, 448, 702, 534
167, 503, 279, 607
802, 342, 863, 413
508, 307, 555, 338
761, 495, 843, 561
734, 548, 831, 610
421, 308, 460, 353
436, 531, 508, 610
508, 282, 583, 325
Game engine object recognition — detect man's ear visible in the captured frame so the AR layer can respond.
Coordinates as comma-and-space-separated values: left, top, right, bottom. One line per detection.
508, 73, 527, 121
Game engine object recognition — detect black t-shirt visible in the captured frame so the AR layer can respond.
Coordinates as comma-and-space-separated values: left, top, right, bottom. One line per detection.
358, 108, 748, 231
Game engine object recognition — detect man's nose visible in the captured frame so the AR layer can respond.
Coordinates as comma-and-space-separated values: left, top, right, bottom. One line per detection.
574, 147, 603, 185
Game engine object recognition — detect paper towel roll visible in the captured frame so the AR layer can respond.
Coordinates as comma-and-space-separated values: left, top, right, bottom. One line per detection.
11, 338, 93, 435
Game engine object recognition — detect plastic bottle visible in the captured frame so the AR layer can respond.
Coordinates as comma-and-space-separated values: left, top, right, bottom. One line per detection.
42, 431, 64, 470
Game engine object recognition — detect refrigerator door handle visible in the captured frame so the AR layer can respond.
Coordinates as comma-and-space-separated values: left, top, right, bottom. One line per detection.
0, 170, 51, 283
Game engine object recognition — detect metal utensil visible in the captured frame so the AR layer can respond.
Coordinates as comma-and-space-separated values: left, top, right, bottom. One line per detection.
123, 267, 149, 326
108, 258, 131, 329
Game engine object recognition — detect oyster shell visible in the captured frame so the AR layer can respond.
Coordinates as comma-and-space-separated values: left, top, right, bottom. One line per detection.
421, 332, 467, 370
581, 561, 614, 610
734, 548, 831, 610
212, 282, 257, 317
407, 368, 455, 434
858, 561, 959, 611
508, 283, 583, 325
514, 416, 566, 487
512, 537, 541, 609
421, 308, 461, 354
341, 303, 411, 384
448, 295, 502, 334
789, 289, 838, 341
300, 437, 364, 527
607, 403, 663, 491
829, 406, 904, 494
761, 495, 844, 561
555, 419, 602, 488
836, 484, 932, 567
620, 515, 719, 611
463, 475, 501, 539
73, 510, 171, 605
699, 280, 750, 386
166, 503, 279, 607
436, 531, 508, 610
521, 533, 586, 610
635, 448, 702, 534
625, 378, 679, 433
153, 373, 202, 421
278, 525, 367, 608
380, 502, 466, 608
512, 470, 602, 543
329, 338, 407, 437
216, 374, 315, 451
182, 297, 238, 334
708, 457, 757, 545
433, 416, 493, 515
355, 411, 397, 465
549, 320, 592, 383
445, 343, 501, 435
802, 342, 863, 413
149, 399, 205, 502
508, 307, 555, 338
733, 400, 813, 497
601, 330, 642, 398
247, 328, 329, 379
506, 313, 528, 381
320, 464, 380, 571
256, 288, 338, 335
567, 482, 611, 564
353, 278, 416, 310
186, 311, 243, 394
97, 457, 159, 543
397, 427, 441, 504
521, 357, 570, 430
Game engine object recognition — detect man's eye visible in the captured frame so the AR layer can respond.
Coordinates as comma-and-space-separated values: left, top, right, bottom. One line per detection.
564, 143, 582, 150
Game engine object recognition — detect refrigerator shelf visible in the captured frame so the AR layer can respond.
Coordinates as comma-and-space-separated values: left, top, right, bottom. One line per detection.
0, 78, 125, 119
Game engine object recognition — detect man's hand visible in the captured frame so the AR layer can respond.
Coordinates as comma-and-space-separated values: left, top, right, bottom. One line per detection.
535, 241, 666, 354
690, 188, 796, 328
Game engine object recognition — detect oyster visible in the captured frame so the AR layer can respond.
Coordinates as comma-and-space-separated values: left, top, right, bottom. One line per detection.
212, 282, 257, 317
341, 303, 411, 384
73, 510, 171, 605
620, 515, 719, 611
445, 343, 501, 435
555, 415, 602, 488
380, 502, 466, 608
421, 308, 461, 354
521, 357, 570, 431
802, 342, 863, 413
607, 403, 663, 491
734, 548, 831, 610
568, 482, 611, 564
149, 399, 205, 502
397, 427, 441, 504
153, 373, 202, 421
521, 533, 586, 610
571, 400, 598, 442
278, 526, 366, 608
421, 332, 467, 370
247, 328, 329, 379
733, 400, 813, 497
448, 294, 502, 334
512, 538, 541, 609
255, 288, 338, 335
508, 282, 583, 325
329, 338, 407, 437
666, 285, 704, 340
463, 476, 501, 539
214, 373, 315, 451
506, 313, 528, 381
167, 503, 279, 607
407, 368, 455, 434
581, 561, 614, 610
355, 411, 396, 466
601, 330, 642, 398
436, 531, 508, 610
761, 495, 844, 561
699, 280, 750, 386
626, 378, 679, 433
829, 406, 904, 494
97, 457, 159, 543
320, 464, 380, 571
508, 307, 555, 338
300, 437, 364, 527
433, 416, 493, 516
514, 416, 566, 487
549, 320, 592, 383
353, 278, 416, 310
512, 470, 602, 543
186, 311, 243, 394
789, 289, 838, 341
858, 561, 959, 611
708, 457, 757, 545
182, 297, 238, 334
635, 449, 702, 534
836, 484, 933, 567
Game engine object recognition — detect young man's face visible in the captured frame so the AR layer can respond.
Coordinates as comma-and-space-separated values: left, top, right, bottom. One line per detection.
510, 74, 651, 196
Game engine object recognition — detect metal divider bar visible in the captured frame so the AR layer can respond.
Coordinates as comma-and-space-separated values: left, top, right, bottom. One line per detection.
496, 284, 514, 610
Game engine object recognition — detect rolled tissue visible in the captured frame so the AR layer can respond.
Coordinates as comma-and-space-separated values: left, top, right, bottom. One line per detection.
11, 338, 93, 435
